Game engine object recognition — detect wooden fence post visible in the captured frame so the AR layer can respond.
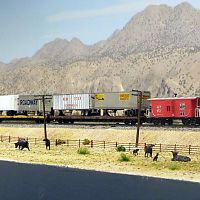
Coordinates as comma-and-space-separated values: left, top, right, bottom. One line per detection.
116, 142, 118, 147
55, 139, 58, 146
174, 144, 176, 151
35, 138, 37, 145
159, 144, 162, 152
91, 140, 93, 148
189, 145, 191, 155
79, 139, 80, 148
104, 141, 105, 149
129, 143, 131, 151
1, 135, 2, 142
67, 139, 69, 147
9, 136, 11, 143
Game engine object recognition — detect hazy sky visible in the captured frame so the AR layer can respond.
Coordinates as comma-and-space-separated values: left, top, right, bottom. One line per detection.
0, 0, 199, 63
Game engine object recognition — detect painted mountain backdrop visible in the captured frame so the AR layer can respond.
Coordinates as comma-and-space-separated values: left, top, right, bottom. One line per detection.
1, 2, 200, 97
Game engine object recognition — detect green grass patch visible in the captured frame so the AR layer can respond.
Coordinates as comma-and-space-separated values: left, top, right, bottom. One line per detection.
118, 153, 130, 162
77, 147, 90, 155
168, 162, 181, 171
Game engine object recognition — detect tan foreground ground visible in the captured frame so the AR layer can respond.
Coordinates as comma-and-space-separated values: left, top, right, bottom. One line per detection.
0, 126, 200, 183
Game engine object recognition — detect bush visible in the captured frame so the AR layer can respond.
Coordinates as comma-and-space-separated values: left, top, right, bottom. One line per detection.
82, 139, 90, 145
56, 139, 66, 145
119, 153, 130, 162
116, 145, 126, 152
78, 147, 90, 155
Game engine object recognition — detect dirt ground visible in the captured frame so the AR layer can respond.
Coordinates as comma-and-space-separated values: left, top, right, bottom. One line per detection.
0, 126, 200, 145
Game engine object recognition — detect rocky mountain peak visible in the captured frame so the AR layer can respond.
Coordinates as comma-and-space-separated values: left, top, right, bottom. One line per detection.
95, 2, 200, 57
70, 37, 82, 44
174, 2, 195, 11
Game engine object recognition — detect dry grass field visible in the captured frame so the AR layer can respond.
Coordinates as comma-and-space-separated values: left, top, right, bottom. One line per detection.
0, 126, 200, 182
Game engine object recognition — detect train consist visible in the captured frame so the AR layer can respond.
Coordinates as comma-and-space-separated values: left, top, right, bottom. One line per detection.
1, 92, 200, 126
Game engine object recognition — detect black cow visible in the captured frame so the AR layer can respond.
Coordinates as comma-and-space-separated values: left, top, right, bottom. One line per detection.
153, 153, 159, 161
133, 148, 139, 156
43, 138, 50, 150
144, 144, 155, 157
15, 139, 30, 151
171, 151, 191, 162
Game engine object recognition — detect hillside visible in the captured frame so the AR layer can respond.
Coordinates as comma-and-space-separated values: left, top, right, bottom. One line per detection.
1, 2, 200, 97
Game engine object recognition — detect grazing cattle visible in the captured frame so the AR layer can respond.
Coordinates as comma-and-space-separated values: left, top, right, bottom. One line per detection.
15, 139, 30, 151
144, 144, 155, 157
153, 153, 159, 161
43, 138, 50, 150
133, 148, 139, 156
171, 151, 191, 162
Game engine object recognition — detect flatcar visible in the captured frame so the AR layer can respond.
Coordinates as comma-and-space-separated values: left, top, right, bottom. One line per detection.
146, 97, 200, 125
52, 91, 150, 124
0, 91, 151, 125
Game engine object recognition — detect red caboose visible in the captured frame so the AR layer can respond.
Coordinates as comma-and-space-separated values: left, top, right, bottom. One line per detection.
147, 97, 200, 125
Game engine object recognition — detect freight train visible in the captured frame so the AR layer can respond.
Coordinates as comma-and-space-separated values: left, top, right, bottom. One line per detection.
1, 92, 200, 126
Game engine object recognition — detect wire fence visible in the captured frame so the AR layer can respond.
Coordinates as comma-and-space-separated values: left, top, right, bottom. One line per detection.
0, 135, 200, 155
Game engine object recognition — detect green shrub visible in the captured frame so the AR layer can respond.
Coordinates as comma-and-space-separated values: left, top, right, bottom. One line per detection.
116, 145, 126, 152
56, 139, 66, 145
119, 153, 130, 162
82, 139, 90, 145
78, 147, 90, 155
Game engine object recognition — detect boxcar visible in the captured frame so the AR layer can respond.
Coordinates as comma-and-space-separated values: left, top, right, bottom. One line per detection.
147, 97, 200, 125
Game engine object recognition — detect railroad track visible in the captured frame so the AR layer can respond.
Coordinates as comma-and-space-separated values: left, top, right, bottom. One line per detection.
1, 121, 200, 131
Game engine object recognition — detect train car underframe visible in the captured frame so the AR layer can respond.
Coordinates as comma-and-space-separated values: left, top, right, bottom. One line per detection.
148, 117, 200, 126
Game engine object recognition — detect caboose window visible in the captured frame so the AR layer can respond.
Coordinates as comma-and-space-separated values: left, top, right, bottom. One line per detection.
180, 102, 185, 110
167, 106, 170, 112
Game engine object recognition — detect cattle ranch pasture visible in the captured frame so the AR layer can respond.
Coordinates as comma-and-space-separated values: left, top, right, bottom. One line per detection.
0, 126, 200, 182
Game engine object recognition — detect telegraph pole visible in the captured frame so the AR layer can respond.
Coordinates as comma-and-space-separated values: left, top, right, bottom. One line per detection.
135, 90, 142, 147
42, 95, 47, 139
